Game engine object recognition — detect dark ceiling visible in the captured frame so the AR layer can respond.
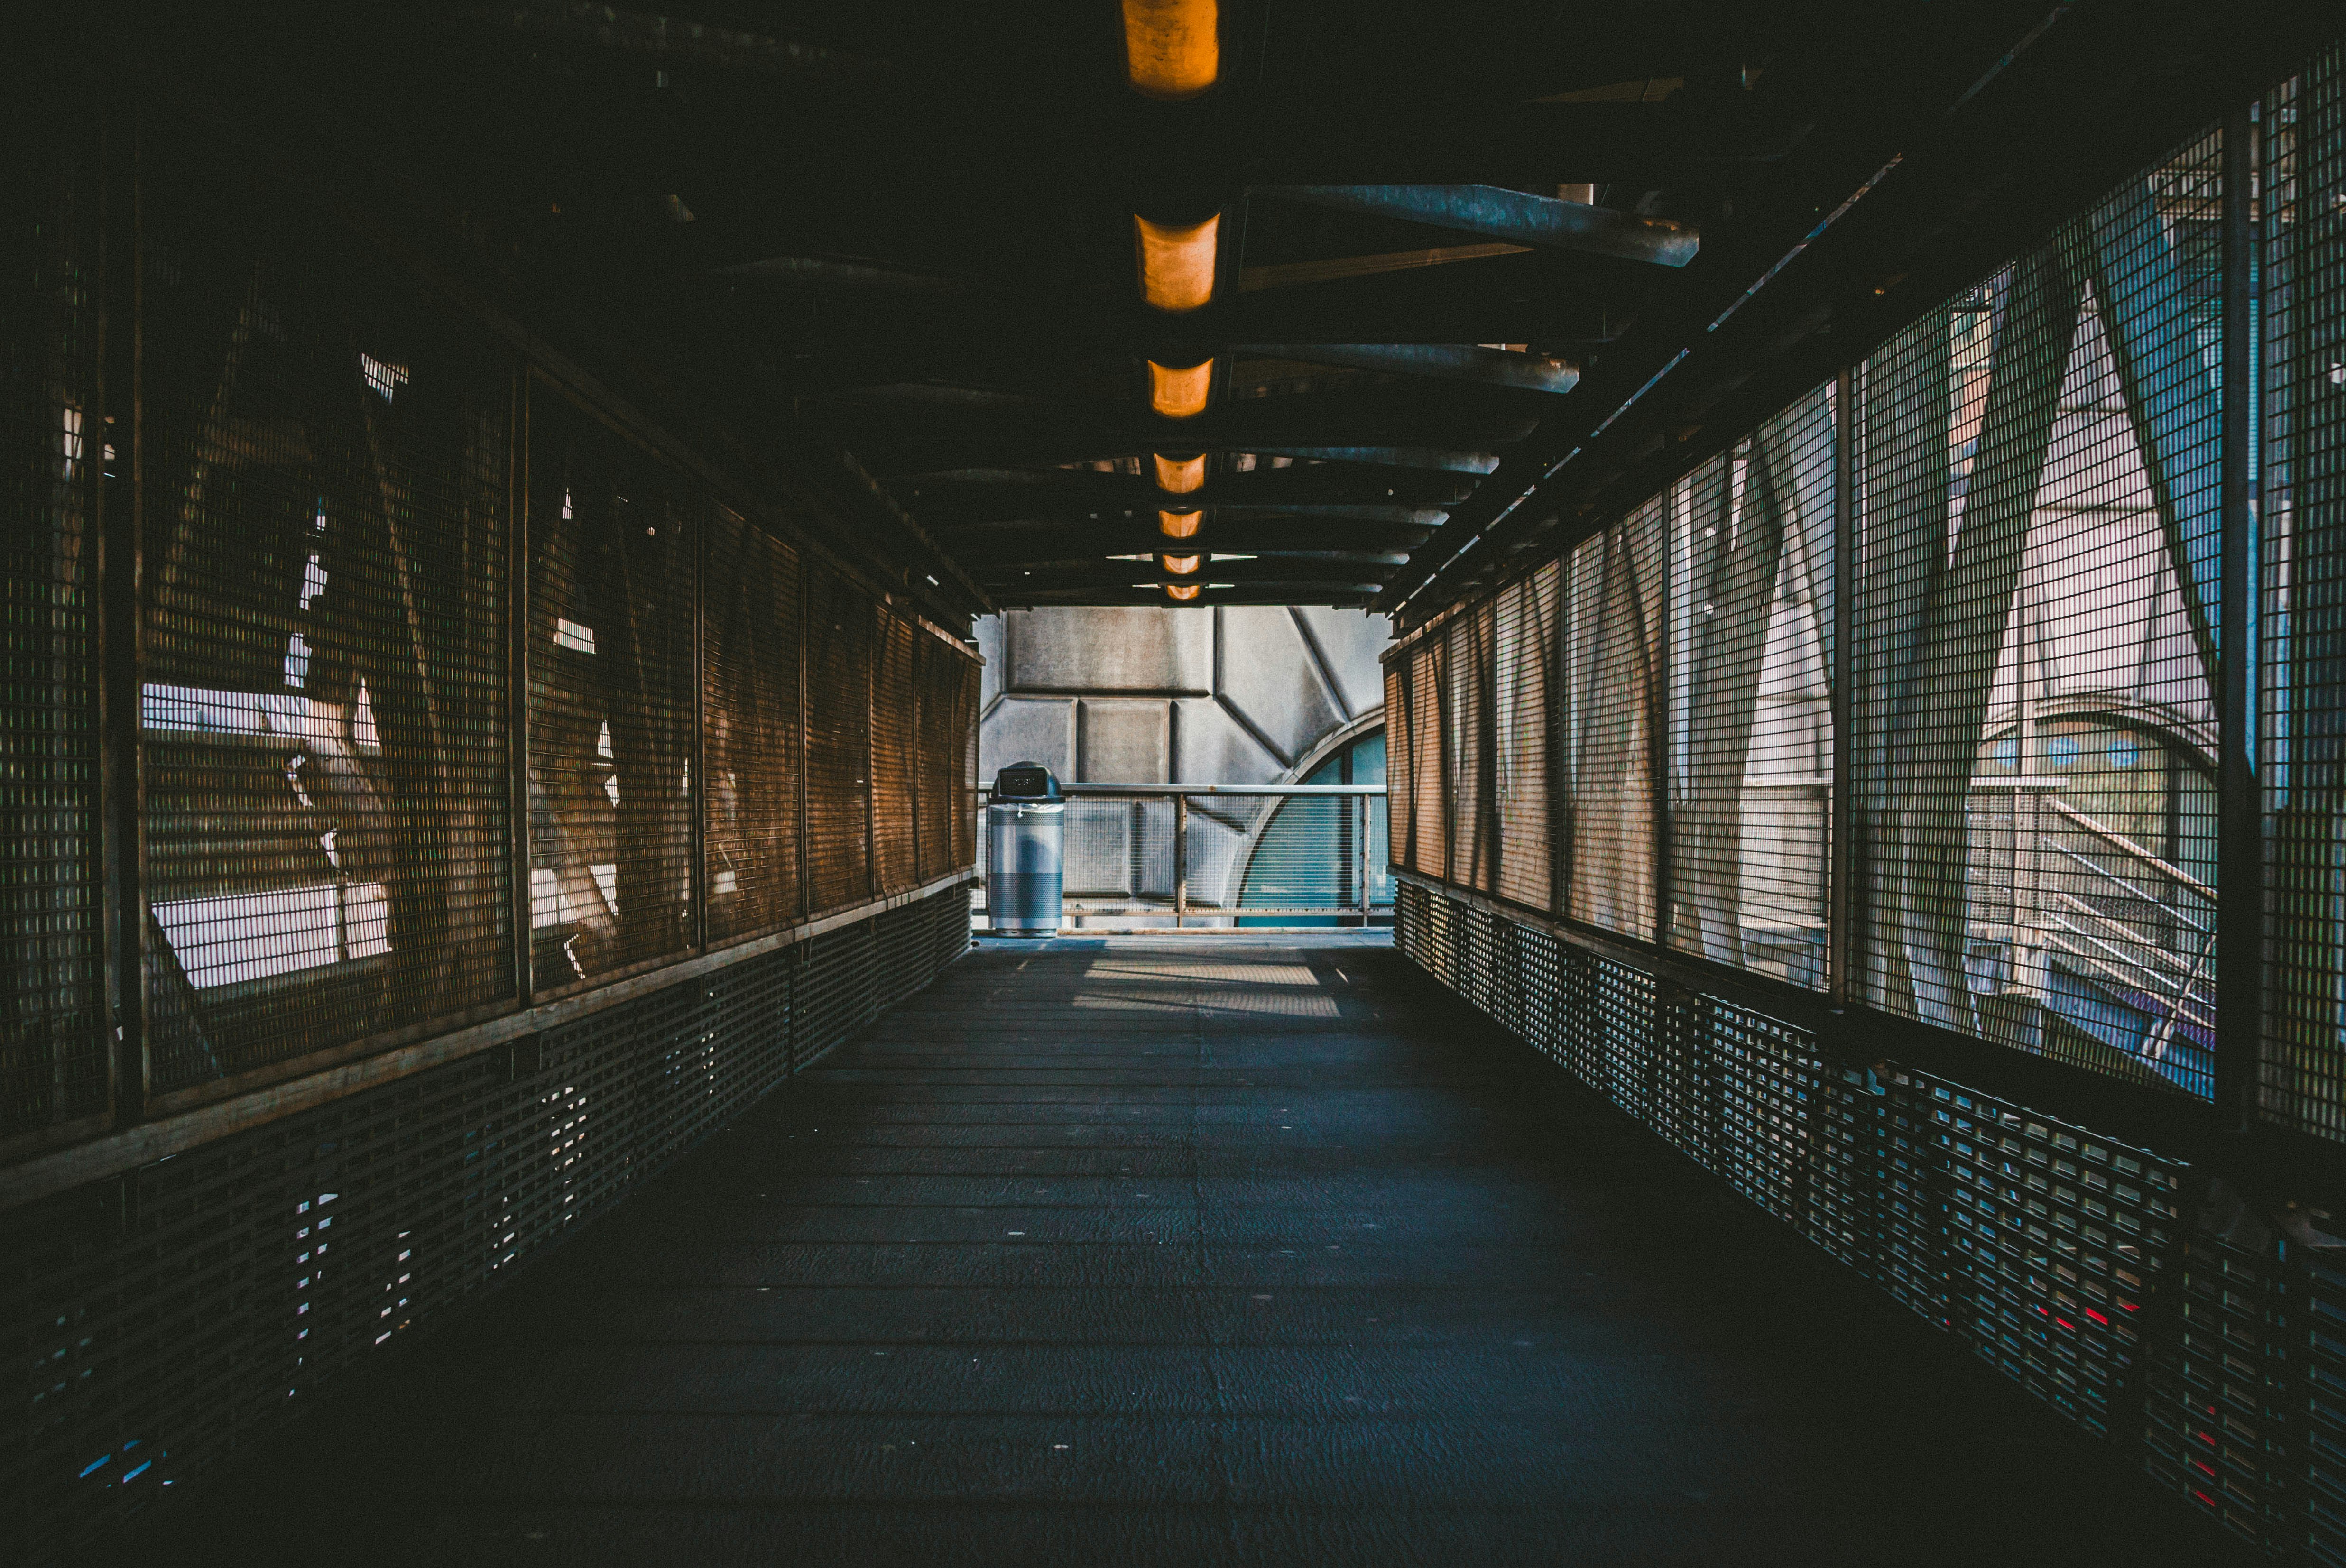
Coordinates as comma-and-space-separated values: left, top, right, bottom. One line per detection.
148, 0, 2330, 627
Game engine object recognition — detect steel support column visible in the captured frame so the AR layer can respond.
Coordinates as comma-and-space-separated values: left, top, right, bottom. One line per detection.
2215, 108, 2260, 1129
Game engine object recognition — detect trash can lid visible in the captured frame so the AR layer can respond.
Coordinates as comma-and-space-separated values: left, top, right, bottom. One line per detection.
992, 761, 1061, 800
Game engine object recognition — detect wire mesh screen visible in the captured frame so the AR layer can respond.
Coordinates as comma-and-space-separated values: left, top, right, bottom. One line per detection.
1493, 565, 1556, 912
1563, 497, 1664, 938
141, 152, 513, 1091
0, 119, 103, 1134
1853, 129, 2221, 1099
1666, 385, 1837, 986
2264, 48, 2346, 1144
1385, 664, 1412, 868
1408, 632, 1445, 875
871, 611, 918, 895
526, 389, 695, 990
704, 505, 802, 942
804, 561, 874, 913
1444, 606, 1495, 890
914, 633, 957, 883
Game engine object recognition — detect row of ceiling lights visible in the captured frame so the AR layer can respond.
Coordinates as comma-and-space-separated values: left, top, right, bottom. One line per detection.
1126, 0, 1219, 601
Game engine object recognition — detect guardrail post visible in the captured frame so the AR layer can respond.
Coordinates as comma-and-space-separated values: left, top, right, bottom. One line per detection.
1174, 793, 1189, 927
1358, 793, 1372, 922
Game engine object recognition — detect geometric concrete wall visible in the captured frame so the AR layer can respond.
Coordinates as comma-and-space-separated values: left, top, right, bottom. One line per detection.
977, 605, 1391, 786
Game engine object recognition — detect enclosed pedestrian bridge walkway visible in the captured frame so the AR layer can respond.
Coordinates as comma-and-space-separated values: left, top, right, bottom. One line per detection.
7, 7, 2346, 1566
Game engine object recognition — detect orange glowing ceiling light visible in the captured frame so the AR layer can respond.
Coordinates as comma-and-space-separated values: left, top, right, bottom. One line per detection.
1122, 0, 1219, 100
1165, 581, 1202, 601
1135, 213, 1219, 312
1157, 508, 1201, 539
1148, 358, 1213, 419
1161, 553, 1201, 575
1153, 452, 1207, 493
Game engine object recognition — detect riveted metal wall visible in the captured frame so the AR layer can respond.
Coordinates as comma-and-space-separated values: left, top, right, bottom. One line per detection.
0, 880, 971, 1568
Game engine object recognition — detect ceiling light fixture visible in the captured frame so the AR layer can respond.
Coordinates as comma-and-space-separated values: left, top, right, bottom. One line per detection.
1148, 358, 1213, 419
1121, 0, 1218, 100
1135, 213, 1219, 311
1157, 509, 1201, 539
1153, 452, 1207, 493
1161, 553, 1201, 575
1165, 581, 1202, 601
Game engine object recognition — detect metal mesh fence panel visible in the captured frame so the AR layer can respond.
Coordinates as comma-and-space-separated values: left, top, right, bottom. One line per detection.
0, 111, 103, 1136
1444, 605, 1495, 890
704, 506, 804, 943
872, 610, 918, 895
1385, 664, 1412, 869
1666, 387, 1837, 987
526, 389, 694, 991
1563, 498, 1663, 938
1, 881, 969, 1568
2264, 49, 2346, 1145
1494, 567, 1555, 911
1852, 128, 2222, 1099
1409, 636, 1445, 876
804, 561, 874, 913
142, 149, 513, 1090
1390, 876, 2345, 1557
915, 634, 957, 883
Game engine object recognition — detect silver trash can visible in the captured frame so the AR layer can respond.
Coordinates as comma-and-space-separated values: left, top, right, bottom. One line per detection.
986, 762, 1064, 936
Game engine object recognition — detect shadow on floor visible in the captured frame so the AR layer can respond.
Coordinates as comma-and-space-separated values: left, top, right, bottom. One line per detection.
123, 937, 2246, 1566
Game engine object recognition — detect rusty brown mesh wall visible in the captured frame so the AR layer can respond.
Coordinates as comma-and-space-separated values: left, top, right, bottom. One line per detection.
525, 388, 696, 990
140, 143, 513, 1092
804, 561, 874, 912
872, 610, 918, 895
1562, 498, 1664, 940
1408, 637, 1446, 877
0, 104, 104, 1134
1493, 566, 1557, 912
914, 632, 958, 881
1384, 664, 1412, 872
704, 506, 803, 941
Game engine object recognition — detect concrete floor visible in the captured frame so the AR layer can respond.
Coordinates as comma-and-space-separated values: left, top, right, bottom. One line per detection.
139, 936, 2238, 1566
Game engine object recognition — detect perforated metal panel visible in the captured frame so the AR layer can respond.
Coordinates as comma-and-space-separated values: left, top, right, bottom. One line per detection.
1666, 387, 1836, 987
526, 388, 694, 991
871, 611, 918, 895
141, 147, 514, 1090
2264, 49, 2346, 1145
804, 562, 874, 913
1493, 567, 1556, 912
1, 881, 970, 1567
1853, 131, 2222, 1097
0, 113, 103, 1136
1563, 500, 1663, 939
704, 506, 803, 942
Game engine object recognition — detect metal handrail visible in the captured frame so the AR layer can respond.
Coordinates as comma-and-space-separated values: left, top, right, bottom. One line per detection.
978, 783, 1386, 797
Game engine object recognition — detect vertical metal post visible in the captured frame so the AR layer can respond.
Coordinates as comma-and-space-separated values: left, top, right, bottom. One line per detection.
1358, 792, 1373, 920
864, 602, 879, 900
1548, 568, 1569, 917
1174, 793, 1189, 927
796, 564, 811, 919
1651, 489, 1675, 949
1829, 366, 1857, 1012
508, 369, 534, 1006
688, 501, 708, 951
100, 87, 148, 1124
2215, 106, 2260, 1129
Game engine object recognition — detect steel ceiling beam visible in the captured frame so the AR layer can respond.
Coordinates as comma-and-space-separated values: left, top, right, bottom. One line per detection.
1240, 342, 1580, 393
1257, 185, 1698, 267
